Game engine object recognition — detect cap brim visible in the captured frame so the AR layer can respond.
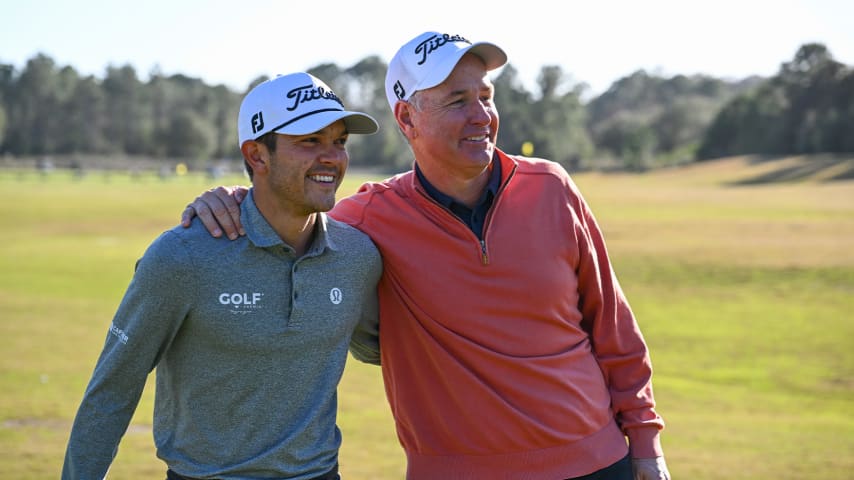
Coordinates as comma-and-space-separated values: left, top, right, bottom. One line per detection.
469, 42, 507, 71
274, 110, 379, 136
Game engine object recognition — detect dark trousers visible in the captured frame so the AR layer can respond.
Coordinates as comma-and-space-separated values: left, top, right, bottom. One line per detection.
565, 454, 632, 480
166, 463, 339, 480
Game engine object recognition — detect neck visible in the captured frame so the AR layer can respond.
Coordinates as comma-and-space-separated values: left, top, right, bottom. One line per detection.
416, 162, 491, 209
253, 189, 317, 256
274, 214, 317, 257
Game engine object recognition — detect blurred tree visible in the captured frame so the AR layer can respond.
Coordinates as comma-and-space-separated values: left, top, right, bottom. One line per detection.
493, 63, 538, 161
163, 109, 215, 159
0, 103, 6, 149
6, 54, 62, 155
836, 71, 854, 151
588, 70, 745, 168
528, 65, 593, 170
340, 55, 406, 171
779, 43, 848, 153
698, 43, 852, 159
148, 71, 170, 158
103, 65, 147, 154
208, 84, 240, 159
0, 64, 10, 150
1, 45, 849, 170
61, 75, 108, 154
0, 63, 13, 98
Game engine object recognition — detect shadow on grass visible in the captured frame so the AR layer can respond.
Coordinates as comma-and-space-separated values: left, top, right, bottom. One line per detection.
727, 154, 854, 185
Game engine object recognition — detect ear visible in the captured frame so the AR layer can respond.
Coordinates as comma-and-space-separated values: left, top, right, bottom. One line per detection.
241, 140, 270, 175
394, 101, 417, 139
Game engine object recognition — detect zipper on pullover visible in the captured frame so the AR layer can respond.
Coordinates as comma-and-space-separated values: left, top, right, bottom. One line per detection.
415, 187, 490, 265
413, 156, 516, 267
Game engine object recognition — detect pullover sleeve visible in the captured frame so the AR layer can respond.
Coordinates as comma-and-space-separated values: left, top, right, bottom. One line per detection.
334, 188, 382, 366
568, 178, 665, 458
62, 231, 192, 479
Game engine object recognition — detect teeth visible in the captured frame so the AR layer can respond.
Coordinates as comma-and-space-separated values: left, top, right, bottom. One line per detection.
310, 175, 335, 183
468, 135, 487, 141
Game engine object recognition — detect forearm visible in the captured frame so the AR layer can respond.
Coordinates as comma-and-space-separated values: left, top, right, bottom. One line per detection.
62, 387, 140, 479
62, 323, 152, 479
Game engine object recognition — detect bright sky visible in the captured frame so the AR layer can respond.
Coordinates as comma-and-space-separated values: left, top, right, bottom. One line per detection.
2, 0, 852, 97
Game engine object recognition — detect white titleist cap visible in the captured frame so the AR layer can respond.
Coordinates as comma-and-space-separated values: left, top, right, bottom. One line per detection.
385, 31, 507, 112
238, 72, 379, 147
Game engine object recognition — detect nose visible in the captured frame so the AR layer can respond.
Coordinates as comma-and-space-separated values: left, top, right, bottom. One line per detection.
318, 144, 348, 166
469, 100, 493, 126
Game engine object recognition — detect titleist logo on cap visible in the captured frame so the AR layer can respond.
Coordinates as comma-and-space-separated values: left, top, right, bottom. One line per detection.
413, 33, 471, 65
284, 84, 344, 111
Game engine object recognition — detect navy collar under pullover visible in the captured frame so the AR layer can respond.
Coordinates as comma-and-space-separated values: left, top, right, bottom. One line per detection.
415, 157, 501, 239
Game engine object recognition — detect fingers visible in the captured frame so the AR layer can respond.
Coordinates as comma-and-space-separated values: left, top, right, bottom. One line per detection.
180, 204, 196, 228
190, 188, 234, 239
234, 185, 248, 203
211, 186, 245, 239
180, 186, 247, 239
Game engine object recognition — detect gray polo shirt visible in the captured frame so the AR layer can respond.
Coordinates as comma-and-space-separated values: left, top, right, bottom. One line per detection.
62, 189, 382, 480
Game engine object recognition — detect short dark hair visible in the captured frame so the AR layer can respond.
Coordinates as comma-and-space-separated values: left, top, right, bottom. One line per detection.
256, 131, 278, 152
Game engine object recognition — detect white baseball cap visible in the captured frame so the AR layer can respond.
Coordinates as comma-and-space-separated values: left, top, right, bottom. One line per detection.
385, 32, 508, 112
238, 72, 379, 147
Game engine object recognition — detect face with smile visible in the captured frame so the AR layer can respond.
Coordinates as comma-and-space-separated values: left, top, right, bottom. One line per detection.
405, 53, 499, 182
256, 120, 350, 218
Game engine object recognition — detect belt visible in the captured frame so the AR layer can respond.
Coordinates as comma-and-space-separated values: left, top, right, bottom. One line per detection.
166, 463, 339, 480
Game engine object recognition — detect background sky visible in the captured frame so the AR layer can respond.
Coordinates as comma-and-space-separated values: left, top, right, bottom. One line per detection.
2, 0, 852, 98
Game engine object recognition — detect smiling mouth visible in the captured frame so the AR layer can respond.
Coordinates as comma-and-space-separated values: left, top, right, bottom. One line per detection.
308, 174, 335, 183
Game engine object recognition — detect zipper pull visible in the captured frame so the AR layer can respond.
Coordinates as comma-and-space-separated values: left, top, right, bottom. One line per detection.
480, 239, 489, 265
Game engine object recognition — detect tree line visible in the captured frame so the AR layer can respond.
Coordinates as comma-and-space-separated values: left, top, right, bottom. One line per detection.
0, 43, 850, 173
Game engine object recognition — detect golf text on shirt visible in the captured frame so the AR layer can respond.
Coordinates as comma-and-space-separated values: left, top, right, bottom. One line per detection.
218, 289, 344, 314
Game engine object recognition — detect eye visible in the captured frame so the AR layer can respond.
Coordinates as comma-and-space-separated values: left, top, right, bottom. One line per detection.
448, 97, 466, 108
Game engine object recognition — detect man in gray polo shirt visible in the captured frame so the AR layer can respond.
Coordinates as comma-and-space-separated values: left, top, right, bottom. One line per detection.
62, 72, 382, 480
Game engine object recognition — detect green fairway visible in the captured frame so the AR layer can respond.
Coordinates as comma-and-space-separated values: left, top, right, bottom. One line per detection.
1, 156, 852, 479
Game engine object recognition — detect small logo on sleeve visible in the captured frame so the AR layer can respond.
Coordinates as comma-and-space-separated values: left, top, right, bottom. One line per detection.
329, 288, 343, 305
109, 323, 129, 344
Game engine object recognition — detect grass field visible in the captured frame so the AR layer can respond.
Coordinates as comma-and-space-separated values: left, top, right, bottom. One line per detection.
1, 155, 852, 479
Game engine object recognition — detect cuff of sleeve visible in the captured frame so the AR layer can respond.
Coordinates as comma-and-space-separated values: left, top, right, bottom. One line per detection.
626, 426, 663, 458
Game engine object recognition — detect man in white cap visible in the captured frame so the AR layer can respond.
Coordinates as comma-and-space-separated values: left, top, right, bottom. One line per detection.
184, 32, 671, 480
63, 72, 382, 480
